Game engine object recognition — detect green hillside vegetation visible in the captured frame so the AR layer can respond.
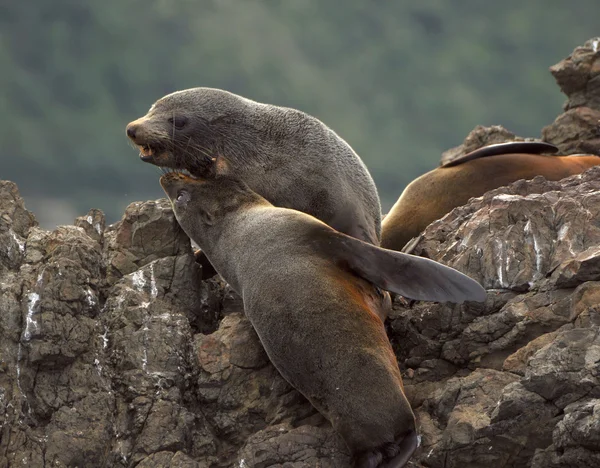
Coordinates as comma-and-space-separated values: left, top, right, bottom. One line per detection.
1, 1, 598, 226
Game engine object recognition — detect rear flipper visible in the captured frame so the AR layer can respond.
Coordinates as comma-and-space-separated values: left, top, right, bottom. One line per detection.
354, 430, 420, 468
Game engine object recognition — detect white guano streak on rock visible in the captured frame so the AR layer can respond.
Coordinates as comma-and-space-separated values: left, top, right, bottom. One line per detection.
85, 288, 97, 307
524, 220, 543, 273
557, 223, 575, 256
141, 315, 151, 372
10, 230, 25, 254
493, 194, 523, 203
494, 238, 506, 288
100, 327, 109, 350
131, 269, 146, 291
592, 39, 599, 53
15, 344, 32, 415
23, 270, 44, 342
150, 263, 158, 299
23, 293, 40, 341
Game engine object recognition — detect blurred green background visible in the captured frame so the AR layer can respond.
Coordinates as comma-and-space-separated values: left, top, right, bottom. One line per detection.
1, 1, 598, 228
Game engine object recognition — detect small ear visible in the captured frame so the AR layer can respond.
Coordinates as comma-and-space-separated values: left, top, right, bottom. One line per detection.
329, 233, 486, 304
200, 209, 215, 226
214, 155, 230, 175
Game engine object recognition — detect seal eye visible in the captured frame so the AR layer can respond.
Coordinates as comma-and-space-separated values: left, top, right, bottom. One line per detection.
168, 116, 188, 129
176, 190, 191, 205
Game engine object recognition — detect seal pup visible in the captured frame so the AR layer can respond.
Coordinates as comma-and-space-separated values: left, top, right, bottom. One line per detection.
381, 151, 600, 252
127, 87, 381, 245
160, 171, 486, 467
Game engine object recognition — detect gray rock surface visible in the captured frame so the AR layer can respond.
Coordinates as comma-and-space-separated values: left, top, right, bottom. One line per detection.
0, 183, 347, 468
3, 39, 600, 467
541, 37, 600, 156
396, 166, 600, 467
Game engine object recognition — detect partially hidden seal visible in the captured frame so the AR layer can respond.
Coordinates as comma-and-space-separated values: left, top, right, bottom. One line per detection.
382, 147, 600, 252
126, 87, 382, 246
160, 171, 486, 467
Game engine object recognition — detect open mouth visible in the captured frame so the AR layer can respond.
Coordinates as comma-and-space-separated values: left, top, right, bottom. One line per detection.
160, 168, 201, 184
139, 145, 154, 162
175, 168, 200, 179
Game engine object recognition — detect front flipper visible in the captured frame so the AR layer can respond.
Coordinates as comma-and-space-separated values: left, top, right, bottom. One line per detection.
328, 232, 486, 304
441, 141, 559, 168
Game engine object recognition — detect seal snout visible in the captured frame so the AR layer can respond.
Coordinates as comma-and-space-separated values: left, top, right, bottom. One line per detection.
126, 123, 137, 139
126, 118, 164, 163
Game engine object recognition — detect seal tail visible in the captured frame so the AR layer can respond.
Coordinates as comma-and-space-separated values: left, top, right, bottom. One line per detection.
354, 431, 420, 468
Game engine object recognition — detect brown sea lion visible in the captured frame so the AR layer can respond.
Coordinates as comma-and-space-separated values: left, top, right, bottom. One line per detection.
126, 87, 382, 245
160, 171, 486, 467
381, 149, 600, 252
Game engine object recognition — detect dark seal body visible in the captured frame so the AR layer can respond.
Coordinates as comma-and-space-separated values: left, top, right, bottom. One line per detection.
160, 172, 486, 467
127, 87, 382, 245
381, 153, 600, 252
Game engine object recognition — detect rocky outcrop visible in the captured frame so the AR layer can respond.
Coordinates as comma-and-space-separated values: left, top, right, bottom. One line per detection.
442, 36, 600, 166
542, 37, 600, 156
3, 38, 600, 467
0, 183, 347, 467
395, 167, 600, 467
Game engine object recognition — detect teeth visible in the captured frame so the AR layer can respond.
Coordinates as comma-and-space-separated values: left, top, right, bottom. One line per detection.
177, 168, 199, 179
140, 145, 153, 157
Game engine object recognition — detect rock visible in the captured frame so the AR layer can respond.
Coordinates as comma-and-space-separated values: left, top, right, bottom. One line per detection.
0, 180, 36, 273
542, 107, 600, 156
542, 38, 600, 155
3, 37, 600, 468
393, 166, 600, 467
75, 208, 106, 244
549, 37, 600, 112
103, 199, 192, 285
237, 424, 349, 467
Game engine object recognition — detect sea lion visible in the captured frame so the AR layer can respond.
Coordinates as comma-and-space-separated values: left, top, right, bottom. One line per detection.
160, 171, 486, 467
126, 87, 381, 245
381, 151, 600, 252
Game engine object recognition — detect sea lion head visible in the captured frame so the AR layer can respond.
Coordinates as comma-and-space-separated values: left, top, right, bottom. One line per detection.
160, 171, 264, 237
127, 88, 258, 176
